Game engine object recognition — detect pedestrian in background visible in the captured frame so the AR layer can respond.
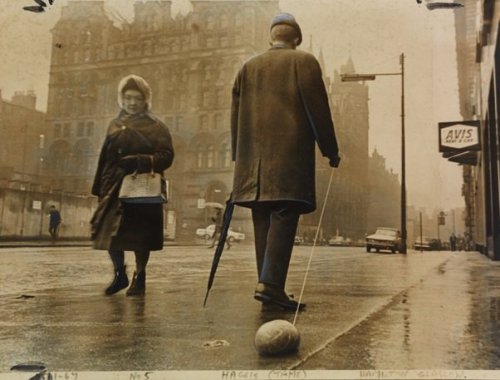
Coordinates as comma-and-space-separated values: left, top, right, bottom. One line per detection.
48, 205, 61, 240
208, 208, 231, 250
230, 13, 340, 311
90, 74, 174, 296
449, 232, 457, 251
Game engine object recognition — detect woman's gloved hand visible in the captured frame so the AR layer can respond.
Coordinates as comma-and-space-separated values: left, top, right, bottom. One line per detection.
118, 155, 139, 173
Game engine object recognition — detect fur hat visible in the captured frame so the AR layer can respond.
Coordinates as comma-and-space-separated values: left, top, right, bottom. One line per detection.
270, 12, 302, 46
117, 74, 152, 110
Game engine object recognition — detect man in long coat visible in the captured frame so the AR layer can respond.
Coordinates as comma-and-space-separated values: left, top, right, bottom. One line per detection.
231, 13, 340, 311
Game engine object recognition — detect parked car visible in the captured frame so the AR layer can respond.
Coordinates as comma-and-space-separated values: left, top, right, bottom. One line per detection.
195, 224, 245, 242
328, 235, 348, 246
366, 227, 402, 253
414, 237, 441, 251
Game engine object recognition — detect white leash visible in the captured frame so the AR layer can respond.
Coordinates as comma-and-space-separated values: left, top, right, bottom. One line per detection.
293, 168, 335, 326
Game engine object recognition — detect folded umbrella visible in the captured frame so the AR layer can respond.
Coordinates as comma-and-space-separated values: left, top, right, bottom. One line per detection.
203, 197, 234, 307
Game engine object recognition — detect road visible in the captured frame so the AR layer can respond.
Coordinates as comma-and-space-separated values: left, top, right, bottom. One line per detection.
0, 244, 499, 375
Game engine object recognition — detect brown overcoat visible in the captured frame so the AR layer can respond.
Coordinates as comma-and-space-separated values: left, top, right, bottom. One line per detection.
230, 46, 339, 214
90, 111, 174, 251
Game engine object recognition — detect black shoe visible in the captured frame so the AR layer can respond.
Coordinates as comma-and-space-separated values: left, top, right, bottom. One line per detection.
254, 282, 305, 311
126, 271, 146, 296
105, 266, 129, 295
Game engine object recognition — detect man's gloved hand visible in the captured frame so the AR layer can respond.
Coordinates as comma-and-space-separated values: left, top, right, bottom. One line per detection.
118, 155, 139, 173
329, 155, 341, 168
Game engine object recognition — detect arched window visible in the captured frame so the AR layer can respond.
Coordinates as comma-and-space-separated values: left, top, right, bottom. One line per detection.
73, 139, 93, 175
220, 142, 231, 168
196, 144, 205, 169
207, 145, 215, 168
49, 140, 71, 174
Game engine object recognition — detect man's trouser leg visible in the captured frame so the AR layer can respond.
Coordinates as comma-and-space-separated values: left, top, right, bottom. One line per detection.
251, 202, 300, 290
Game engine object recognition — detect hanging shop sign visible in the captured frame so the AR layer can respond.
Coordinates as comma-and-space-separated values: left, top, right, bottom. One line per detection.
439, 120, 480, 152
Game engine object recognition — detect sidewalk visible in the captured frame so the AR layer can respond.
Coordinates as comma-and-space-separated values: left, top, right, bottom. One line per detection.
0, 246, 499, 377
0, 239, 194, 248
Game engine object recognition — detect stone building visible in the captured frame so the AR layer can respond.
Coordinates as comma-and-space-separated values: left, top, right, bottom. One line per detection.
366, 148, 400, 236
299, 57, 371, 242
43, 0, 280, 239
42, 0, 399, 242
0, 90, 46, 189
453, 0, 500, 258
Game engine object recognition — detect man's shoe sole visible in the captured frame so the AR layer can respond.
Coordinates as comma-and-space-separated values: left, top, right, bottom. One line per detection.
254, 292, 305, 311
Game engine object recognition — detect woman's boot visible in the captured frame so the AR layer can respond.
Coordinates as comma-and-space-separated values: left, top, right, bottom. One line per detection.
105, 266, 129, 295
126, 271, 146, 296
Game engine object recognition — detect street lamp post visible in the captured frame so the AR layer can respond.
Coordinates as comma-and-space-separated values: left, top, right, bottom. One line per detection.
341, 53, 407, 254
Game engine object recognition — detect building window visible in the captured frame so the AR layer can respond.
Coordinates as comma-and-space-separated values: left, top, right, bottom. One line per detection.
214, 114, 223, 130
176, 116, 184, 131
207, 145, 215, 168
165, 92, 173, 110
63, 123, 71, 138
165, 116, 174, 128
235, 13, 243, 28
216, 89, 225, 107
77, 122, 85, 137
54, 123, 61, 138
206, 37, 216, 48
196, 144, 205, 168
86, 122, 94, 136
234, 33, 242, 45
144, 40, 153, 56
220, 14, 229, 29
200, 115, 209, 131
202, 91, 211, 108
180, 94, 187, 110
204, 66, 212, 81
206, 14, 215, 30
107, 46, 115, 60
220, 143, 231, 168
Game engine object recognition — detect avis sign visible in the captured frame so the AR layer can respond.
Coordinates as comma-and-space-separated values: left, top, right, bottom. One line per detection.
438, 121, 480, 152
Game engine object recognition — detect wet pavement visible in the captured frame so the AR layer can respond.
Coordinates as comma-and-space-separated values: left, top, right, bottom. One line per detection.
0, 244, 499, 376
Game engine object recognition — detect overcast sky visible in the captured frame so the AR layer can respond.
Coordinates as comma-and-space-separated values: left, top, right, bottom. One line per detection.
0, 0, 464, 212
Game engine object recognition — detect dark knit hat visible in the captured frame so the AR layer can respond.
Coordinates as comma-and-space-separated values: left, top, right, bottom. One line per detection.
270, 12, 302, 46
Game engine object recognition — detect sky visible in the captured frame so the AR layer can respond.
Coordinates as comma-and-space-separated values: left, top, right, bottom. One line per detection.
0, 0, 464, 212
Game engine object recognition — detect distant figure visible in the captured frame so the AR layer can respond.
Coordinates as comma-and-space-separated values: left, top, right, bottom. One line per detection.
48, 205, 61, 240
208, 208, 231, 250
449, 233, 457, 251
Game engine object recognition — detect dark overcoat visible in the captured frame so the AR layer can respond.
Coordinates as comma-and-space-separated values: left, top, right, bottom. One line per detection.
90, 111, 174, 251
230, 46, 339, 214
